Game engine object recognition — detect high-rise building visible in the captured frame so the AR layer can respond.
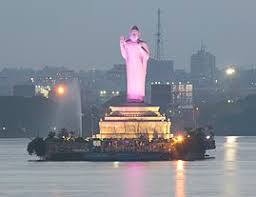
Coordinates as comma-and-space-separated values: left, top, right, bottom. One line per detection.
147, 58, 174, 83
151, 83, 172, 110
150, 82, 195, 130
190, 44, 216, 80
151, 82, 193, 111
171, 82, 193, 110
174, 69, 190, 82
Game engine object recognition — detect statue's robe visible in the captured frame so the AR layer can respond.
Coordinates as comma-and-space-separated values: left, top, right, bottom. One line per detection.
120, 39, 149, 102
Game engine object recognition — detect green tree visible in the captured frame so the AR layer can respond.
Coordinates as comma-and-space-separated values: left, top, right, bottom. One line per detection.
75, 137, 86, 143
27, 140, 35, 155
27, 137, 46, 159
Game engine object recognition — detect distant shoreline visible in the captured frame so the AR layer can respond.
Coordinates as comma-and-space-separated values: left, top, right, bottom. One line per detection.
1, 135, 254, 139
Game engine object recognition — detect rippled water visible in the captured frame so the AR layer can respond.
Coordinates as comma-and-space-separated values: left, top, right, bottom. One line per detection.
0, 137, 255, 197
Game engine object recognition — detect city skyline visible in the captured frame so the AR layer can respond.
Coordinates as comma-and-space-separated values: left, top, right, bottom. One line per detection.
0, 0, 256, 70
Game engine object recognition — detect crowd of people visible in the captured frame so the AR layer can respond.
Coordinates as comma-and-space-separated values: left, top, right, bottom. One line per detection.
46, 137, 176, 154
91, 138, 175, 153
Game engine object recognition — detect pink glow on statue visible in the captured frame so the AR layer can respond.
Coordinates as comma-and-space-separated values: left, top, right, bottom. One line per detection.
120, 26, 150, 102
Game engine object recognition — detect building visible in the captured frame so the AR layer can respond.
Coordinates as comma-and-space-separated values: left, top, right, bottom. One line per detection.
105, 64, 126, 84
174, 69, 190, 82
0, 68, 35, 96
171, 82, 193, 110
151, 82, 193, 111
151, 83, 172, 111
13, 84, 35, 97
190, 44, 216, 81
35, 66, 77, 86
35, 85, 51, 98
171, 82, 194, 131
98, 90, 121, 104
150, 82, 194, 131
147, 58, 174, 83
0, 76, 12, 96
98, 103, 171, 140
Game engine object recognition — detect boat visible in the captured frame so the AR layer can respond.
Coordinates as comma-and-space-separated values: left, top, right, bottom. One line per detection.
45, 151, 172, 161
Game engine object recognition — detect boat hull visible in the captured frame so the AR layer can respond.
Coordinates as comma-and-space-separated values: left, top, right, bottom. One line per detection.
46, 152, 172, 161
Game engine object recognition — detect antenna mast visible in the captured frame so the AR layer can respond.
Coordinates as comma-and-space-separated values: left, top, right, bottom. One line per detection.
155, 8, 163, 60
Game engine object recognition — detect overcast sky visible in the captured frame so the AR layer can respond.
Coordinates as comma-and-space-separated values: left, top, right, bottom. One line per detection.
0, 0, 255, 71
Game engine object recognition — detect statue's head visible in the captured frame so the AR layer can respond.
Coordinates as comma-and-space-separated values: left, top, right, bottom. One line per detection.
129, 25, 140, 42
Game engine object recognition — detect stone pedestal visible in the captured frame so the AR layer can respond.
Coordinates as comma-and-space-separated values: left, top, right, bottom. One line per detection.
98, 103, 171, 139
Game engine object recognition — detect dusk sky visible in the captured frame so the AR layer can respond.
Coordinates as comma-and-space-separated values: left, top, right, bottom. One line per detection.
0, 0, 255, 71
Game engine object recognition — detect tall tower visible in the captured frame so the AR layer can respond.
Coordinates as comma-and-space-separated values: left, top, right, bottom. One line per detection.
155, 8, 163, 60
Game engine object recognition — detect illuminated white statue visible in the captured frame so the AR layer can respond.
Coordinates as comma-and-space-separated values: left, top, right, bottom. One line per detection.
120, 26, 150, 102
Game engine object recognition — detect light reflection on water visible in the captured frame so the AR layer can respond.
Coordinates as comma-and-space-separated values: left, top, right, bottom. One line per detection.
124, 163, 145, 197
224, 136, 238, 197
113, 161, 120, 168
175, 160, 185, 197
0, 137, 256, 197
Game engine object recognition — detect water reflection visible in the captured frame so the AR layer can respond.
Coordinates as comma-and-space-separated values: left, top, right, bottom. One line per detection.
175, 160, 185, 197
124, 163, 145, 197
113, 161, 120, 168
224, 136, 238, 162
224, 136, 239, 196
53, 191, 64, 197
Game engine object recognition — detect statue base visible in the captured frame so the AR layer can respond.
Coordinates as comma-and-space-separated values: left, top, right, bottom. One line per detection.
97, 103, 172, 139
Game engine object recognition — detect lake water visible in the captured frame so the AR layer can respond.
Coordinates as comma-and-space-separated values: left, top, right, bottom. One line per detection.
0, 137, 255, 197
